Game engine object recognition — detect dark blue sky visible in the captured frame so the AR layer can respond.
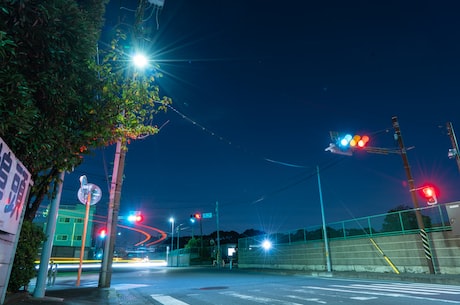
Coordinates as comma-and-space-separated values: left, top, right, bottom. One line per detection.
62, 0, 460, 236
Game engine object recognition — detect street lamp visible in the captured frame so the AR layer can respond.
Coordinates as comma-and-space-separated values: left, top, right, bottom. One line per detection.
169, 217, 174, 252
176, 223, 184, 250
132, 53, 149, 69
99, 52, 151, 288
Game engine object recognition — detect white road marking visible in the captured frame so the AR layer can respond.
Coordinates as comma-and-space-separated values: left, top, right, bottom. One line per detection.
333, 284, 438, 295
112, 283, 148, 290
286, 295, 327, 303
304, 285, 460, 304
150, 294, 189, 305
350, 296, 378, 301
222, 291, 303, 305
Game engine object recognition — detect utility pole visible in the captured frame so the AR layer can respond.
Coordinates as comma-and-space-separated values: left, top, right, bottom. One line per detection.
99, 139, 126, 287
316, 166, 331, 272
446, 122, 460, 174
216, 201, 221, 267
392, 116, 435, 274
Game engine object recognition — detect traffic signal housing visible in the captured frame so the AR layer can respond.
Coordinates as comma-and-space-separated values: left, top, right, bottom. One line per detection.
99, 228, 107, 238
420, 185, 438, 205
127, 211, 144, 223
327, 132, 370, 156
190, 213, 202, 223
338, 134, 370, 149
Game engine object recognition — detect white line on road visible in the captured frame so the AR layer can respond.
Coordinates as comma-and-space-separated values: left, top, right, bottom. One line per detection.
112, 283, 148, 290
150, 294, 189, 305
286, 295, 327, 304
303, 286, 460, 304
333, 284, 438, 295
222, 291, 303, 305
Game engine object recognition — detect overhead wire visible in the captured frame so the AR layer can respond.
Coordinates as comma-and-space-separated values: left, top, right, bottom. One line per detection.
162, 102, 348, 208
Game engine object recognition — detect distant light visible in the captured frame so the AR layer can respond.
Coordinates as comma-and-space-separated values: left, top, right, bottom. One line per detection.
99, 228, 107, 238
128, 213, 144, 223
261, 239, 272, 251
132, 53, 148, 68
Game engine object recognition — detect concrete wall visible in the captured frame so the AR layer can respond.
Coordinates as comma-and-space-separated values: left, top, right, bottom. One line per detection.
238, 230, 460, 274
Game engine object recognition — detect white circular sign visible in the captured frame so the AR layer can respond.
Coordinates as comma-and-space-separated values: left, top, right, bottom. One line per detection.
78, 183, 102, 205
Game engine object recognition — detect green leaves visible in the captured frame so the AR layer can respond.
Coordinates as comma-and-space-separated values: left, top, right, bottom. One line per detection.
0, 0, 171, 222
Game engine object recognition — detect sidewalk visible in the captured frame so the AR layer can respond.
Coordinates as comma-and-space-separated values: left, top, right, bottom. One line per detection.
4, 274, 119, 305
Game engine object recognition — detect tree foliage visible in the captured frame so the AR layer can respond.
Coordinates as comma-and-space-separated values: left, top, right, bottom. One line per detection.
0, 0, 171, 221
7, 221, 46, 292
382, 205, 432, 232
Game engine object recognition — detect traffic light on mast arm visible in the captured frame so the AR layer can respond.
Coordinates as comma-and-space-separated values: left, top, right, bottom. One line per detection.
326, 131, 370, 156
338, 133, 370, 149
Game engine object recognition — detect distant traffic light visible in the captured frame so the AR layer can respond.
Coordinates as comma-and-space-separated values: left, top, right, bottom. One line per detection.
190, 213, 202, 223
127, 211, 144, 223
420, 185, 438, 205
99, 228, 107, 238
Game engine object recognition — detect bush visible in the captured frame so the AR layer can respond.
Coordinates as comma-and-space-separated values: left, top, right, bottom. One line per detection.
8, 221, 46, 292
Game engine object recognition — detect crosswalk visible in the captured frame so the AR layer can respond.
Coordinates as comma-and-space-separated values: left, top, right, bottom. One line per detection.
148, 282, 460, 304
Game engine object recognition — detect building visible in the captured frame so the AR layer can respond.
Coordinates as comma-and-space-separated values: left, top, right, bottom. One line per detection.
36, 203, 98, 259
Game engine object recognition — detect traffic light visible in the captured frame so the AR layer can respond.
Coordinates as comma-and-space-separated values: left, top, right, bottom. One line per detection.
128, 211, 144, 223
99, 228, 107, 238
190, 213, 202, 223
420, 185, 438, 205
338, 134, 370, 149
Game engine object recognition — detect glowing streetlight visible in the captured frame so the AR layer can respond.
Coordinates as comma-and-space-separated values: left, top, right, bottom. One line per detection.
262, 239, 272, 251
132, 53, 148, 69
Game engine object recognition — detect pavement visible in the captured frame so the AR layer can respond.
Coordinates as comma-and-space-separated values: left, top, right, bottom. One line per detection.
4, 268, 460, 305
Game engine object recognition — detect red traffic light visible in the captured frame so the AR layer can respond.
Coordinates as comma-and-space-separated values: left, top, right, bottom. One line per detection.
128, 212, 144, 223
420, 185, 438, 205
128, 211, 144, 222
99, 228, 107, 238
349, 134, 369, 148
194, 213, 202, 219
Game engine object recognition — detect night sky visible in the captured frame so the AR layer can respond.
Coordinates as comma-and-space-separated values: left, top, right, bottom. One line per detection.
61, 0, 460, 236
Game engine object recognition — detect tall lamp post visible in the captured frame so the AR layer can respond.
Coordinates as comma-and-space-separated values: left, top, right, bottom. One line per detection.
169, 217, 175, 252
98, 53, 150, 288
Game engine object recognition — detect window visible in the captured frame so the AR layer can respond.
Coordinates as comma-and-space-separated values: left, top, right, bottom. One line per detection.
56, 235, 68, 241
58, 217, 71, 223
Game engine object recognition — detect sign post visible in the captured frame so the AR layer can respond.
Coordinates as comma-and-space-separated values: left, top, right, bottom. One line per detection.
76, 176, 101, 286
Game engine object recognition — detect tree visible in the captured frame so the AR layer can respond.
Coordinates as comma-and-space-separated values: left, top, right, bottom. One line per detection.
382, 205, 432, 233
0, 0, 171, 221
0, 0, 112, 220
1, 0, 170, 292
240, 229, 266, 238
7, 221, 46, 292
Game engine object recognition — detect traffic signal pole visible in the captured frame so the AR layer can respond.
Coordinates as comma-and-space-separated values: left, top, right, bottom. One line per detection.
446, 122, 460, 174
392, 116, 435, 274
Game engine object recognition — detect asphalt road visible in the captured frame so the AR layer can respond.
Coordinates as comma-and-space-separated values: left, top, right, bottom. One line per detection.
98, 267, 460, 305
